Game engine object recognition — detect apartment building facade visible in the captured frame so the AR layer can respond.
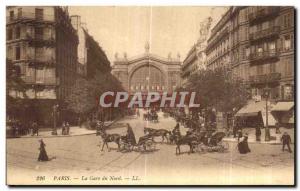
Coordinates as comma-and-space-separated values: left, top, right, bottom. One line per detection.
181, 43, 206, 87
206, 6, 294, 101
6, 6, 79, 124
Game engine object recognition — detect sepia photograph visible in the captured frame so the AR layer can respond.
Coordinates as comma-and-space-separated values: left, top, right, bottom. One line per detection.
5, 5, 295, 185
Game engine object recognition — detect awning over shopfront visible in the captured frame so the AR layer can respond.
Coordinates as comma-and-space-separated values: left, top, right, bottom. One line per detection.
235, 101, 263, 117
235, 100, 276, 126
271, 102, 294, 112
271, 101, 294, 125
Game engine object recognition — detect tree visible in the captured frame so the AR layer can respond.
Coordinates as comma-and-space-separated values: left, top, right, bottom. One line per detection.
65, 69, 125, 122
65, 78, 96, 117
186, 67, 249, 125
6, 59, 28, 118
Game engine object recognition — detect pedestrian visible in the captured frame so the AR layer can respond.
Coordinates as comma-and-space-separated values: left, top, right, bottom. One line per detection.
66, 122, 70, 135
255, 126, 261, 141
35, 122, 39, 136
172, 123, 181, 137
11, 119, 16, 137
237, 128, 243, 142
62, 121, 66, 135
31, 121, 38, 136
276, 122, 281, 134
186, 127, 194, 137
237, 133, 251, 154
281, 132, 292, 153
38, 139, 49, 162
78, 117, 81, 128
96, 120, 101, 136
233, 124, 237, 138
126, 124, 136, 146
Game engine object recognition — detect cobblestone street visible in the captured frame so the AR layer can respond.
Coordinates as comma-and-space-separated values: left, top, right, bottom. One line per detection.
7, 111, 294, 185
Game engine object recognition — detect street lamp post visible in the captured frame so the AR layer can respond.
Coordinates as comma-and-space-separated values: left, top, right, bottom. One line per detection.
264, 87, 271, 142
52, 104, 59, 135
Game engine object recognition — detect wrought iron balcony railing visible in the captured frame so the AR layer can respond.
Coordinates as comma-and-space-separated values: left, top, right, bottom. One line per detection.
6, 12, 55, 24
22, 76, 59, 85
248, 7, 280, 24
249, 72, 281, 84
249, 26, 280, 42
249, 50, 279, 63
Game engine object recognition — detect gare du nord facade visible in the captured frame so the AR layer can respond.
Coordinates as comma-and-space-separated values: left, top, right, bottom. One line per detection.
111, 43, 183, 109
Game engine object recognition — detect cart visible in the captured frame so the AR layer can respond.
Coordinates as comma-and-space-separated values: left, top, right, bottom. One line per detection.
195, 132, 229, 153
119, 123, 156, 153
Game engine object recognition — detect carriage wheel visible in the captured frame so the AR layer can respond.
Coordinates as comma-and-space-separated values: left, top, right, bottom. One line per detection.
145, 140, 155, 151
193, 144, 201, 153
218, 141, 229, 153
195, 144, 206, 154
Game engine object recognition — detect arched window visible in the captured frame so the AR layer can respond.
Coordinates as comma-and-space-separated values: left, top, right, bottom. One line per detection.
130, 65, 165, 92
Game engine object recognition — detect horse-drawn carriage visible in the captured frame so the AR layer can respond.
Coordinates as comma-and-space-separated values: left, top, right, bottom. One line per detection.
98, 122, 157, 153
119, 134, 156, 152
195, 132, 229, 153
169, 128, 229, 155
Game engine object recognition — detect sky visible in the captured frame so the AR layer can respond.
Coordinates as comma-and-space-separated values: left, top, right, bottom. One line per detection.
68, 6, 227, 65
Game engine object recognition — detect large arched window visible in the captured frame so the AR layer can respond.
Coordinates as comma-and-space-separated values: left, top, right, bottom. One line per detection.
130, 65, 165, 92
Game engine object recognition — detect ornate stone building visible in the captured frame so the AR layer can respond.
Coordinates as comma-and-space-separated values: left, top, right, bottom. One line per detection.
112, 43, 181, 95
206, 6, 294, 101
6, 6, 79, 125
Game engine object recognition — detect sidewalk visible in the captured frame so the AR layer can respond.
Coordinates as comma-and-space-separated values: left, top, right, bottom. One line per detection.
223, 127, 294, 145
20, 120, 117, 138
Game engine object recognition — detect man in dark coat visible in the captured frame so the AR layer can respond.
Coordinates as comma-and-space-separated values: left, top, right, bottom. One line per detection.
276, 122, 281, 134
281, 132, 292, 153
96, 121, 101, 136
31, 121, 38, 136
62, 121, 66, 135
255, 126, 261, 141
172, 123, 181, 136
126, 124, 136, 146
238, 133, 251, 154
237, 129, 243, 142
78, 117, 82, 128
38, 139, 49, 161
66, 122, 70, 135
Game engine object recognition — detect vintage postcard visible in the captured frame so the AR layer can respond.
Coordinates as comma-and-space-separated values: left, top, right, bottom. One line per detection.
6, 6, 295, 185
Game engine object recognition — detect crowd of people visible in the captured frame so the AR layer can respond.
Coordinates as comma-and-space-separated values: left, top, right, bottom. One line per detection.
165, 108, 293, 155
7, 118, 74, 137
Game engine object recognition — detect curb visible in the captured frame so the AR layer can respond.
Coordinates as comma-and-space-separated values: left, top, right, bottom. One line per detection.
222, 138, 292, 145
10, 119, 120, 139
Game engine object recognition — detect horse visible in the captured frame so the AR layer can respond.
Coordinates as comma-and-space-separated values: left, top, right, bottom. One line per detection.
174, 130, 207, 155
144, 127, 171, 143
98, 130, 121, 151
174, 135, 198, 155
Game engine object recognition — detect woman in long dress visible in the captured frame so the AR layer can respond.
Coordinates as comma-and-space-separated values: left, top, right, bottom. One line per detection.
38, 139, 49, 161
238, 133, 251, 154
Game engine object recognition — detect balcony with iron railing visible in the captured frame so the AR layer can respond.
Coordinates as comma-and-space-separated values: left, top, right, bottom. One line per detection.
206, 27, 229, 52
249, 26, 280, 42
6, 12, 55, 24
249, 72, 281, 84
22, 76, 59, 86
249, 50, 279, 64
26, 54, 55, 62
12, 54, 56, 67
248, 7, 280, 24
21, 76, 35, 84
27, 34, 56, 46
36, 77, 59, 85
